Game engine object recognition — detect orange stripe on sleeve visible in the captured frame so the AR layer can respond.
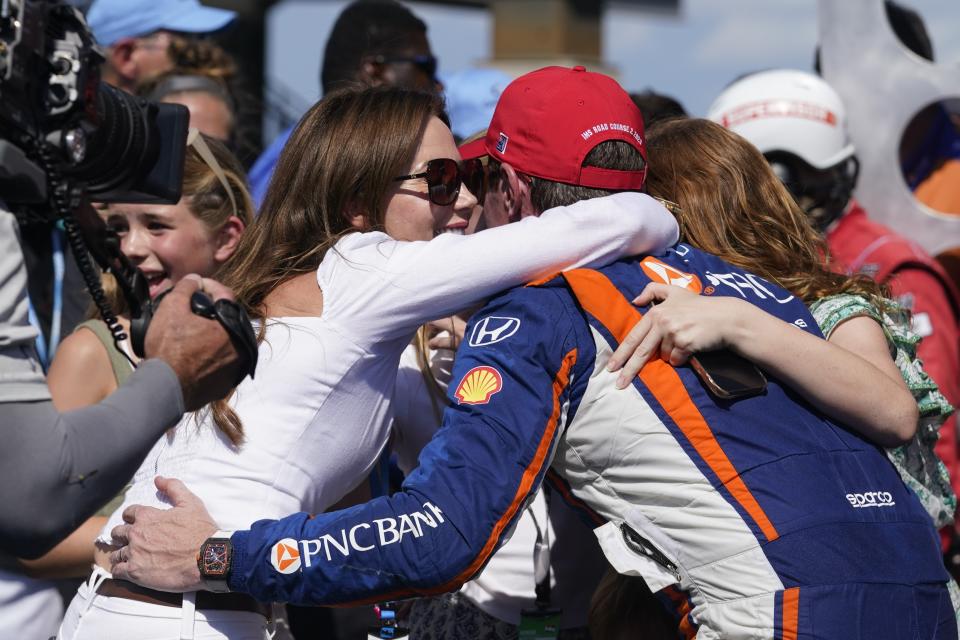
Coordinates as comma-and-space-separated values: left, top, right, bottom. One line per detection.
434, 348, 577, 590
526, 271, 562, 288
336, 348, 578, 607
562, 269, 780, 543
782, 587, 799, 640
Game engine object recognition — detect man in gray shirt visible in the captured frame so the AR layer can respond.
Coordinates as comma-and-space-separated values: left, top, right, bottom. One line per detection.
0, 207, 244, 558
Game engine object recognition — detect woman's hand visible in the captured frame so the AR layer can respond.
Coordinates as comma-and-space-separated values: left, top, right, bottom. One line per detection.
609, 282, 917, 447
607, 283, 748, 389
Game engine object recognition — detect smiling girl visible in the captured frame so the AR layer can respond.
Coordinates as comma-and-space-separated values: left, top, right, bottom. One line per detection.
46, 131, 251, 411
12, 133, 253, 588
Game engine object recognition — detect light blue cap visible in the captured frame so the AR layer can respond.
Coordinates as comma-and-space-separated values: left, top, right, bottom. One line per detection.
442, 68, 513, 141
87, 0, 236, 46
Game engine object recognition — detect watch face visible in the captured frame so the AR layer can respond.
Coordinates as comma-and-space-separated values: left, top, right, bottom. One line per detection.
202, 541, 230, 577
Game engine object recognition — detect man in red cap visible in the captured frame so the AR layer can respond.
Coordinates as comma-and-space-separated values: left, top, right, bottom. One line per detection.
459, 65, 647, 231
106, 67, 954, 640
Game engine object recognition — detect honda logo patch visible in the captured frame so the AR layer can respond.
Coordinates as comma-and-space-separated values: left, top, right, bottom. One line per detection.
469, 316, 521, 347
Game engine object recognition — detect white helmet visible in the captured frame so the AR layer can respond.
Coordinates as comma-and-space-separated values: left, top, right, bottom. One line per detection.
707, 69, 855, 170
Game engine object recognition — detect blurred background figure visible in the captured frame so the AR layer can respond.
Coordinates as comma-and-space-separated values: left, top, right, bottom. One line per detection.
881, 1, 960, 216
818, 0, 960, 308
630, 89, 688, 127
881, 1, 960, 292
709, 69, 960, 551
86, 0, 236, 92
248, 0, 442, 206
138, 39, 244, 149
441, 68, 512, 143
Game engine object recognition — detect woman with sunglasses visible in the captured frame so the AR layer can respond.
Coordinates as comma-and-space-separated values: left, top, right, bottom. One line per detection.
57, 86, 677, 639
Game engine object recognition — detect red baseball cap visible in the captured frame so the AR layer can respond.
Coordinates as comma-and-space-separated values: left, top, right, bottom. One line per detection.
458, 66, 647, 190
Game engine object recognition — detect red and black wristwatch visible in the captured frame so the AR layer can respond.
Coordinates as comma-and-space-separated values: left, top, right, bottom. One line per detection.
197, 530, 234, 593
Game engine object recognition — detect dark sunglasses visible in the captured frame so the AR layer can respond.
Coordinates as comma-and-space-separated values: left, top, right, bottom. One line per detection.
373, 54, 438, 81
394, 157, 486, 206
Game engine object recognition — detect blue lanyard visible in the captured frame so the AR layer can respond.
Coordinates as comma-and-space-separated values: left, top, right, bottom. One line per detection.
27, 227, 66, 371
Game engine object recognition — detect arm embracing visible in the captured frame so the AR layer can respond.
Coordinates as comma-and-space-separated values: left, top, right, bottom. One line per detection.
332, 192, 678, 340
608, 284, 917, 447
228, 287, 584, 605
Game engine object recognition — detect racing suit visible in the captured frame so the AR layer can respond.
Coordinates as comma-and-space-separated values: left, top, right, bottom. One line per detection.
228, 245, 953, 639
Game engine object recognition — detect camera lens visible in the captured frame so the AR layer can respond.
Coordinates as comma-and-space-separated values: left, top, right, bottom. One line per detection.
64, 84, 158, 197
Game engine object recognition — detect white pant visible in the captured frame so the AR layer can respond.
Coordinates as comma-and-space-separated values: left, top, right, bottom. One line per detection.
57, 566, 270, 640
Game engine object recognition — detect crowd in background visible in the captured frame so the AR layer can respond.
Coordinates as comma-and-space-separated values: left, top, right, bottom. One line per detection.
6, 0, 960, 639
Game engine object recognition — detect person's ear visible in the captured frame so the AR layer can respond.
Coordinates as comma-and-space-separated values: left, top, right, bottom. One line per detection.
106, 39, 138, 85
500, 163, 525, 222
342, 200, 372, 231
213, 216, 246, 263
501, 163, 540, 219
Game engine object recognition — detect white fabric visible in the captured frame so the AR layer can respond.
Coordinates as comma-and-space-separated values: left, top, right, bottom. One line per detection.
393, 344, 606, 628
57, 566, 269, 640
392, 342, 454, 474
0, 567, 63, 640
98, 192, 677, 537
80, 193, 675, 634
561, 326, 783, 637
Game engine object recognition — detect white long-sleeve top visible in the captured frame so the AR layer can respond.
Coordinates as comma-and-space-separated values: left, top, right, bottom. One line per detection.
100, 193, 679, 540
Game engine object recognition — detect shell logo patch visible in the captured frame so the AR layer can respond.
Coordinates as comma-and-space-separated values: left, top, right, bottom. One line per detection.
454, 366, 503, 405
640, 257, 703, 293
271, 538, 301, 574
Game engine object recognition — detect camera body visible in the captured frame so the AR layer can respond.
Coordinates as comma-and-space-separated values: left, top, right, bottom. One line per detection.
0, 0, 192, 358
0, 0, 188, 210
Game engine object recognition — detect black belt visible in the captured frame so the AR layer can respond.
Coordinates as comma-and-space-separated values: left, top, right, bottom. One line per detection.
98, 578, 271, 619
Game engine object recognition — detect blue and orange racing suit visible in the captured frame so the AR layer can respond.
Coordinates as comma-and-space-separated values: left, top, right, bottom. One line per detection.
227, 244, 953, 639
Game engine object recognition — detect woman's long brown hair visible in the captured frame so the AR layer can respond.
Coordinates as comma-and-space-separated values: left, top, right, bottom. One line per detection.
208, 86, 446, 444
644, 117, 884, 304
